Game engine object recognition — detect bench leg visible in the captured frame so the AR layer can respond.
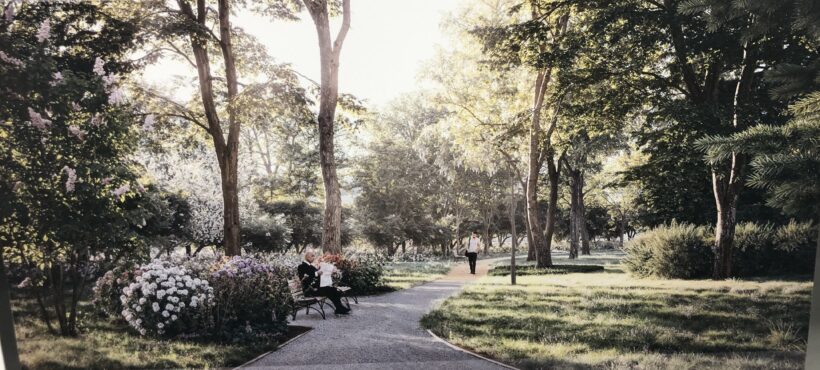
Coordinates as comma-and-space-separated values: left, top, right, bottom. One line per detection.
317, 303, 326, 319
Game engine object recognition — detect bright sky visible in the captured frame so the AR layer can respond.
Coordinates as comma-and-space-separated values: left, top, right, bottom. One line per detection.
141, 0, 463, 108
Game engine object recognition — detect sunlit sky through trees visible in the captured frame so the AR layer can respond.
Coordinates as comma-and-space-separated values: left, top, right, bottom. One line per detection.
141, 0, 462, 108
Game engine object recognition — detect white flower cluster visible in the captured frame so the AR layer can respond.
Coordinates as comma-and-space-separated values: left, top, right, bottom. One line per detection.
120, 260, 213, 336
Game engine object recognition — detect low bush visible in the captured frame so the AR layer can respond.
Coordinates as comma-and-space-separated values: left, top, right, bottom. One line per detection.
95, 253, 296, 340
120, 259, 214, 337
489, 264, 604, 276
92, 264, 138, 318
321, 253, 386, 294
623, 222, 713, 279
209, 256, 293, 342
625, 221, 816, 279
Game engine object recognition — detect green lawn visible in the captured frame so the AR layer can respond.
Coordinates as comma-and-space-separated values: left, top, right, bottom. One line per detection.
422, 253, 811, 370
383, 261, 453, 290
12, 293, 286, 370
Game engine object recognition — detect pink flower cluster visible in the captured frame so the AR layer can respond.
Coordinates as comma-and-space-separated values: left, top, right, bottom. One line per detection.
36, 19, 50, 43
27, 108, 51, 130
0, 51, 23, 67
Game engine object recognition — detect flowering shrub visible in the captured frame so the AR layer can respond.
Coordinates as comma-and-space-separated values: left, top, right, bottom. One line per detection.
92, 265, 138, 318
120, 259, 213, 337
321, 253, 386, 294
259, 253, 302, 272
209, 256, 293, 342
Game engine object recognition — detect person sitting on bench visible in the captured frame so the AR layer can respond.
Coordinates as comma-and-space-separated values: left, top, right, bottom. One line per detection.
297, 250, 351, 315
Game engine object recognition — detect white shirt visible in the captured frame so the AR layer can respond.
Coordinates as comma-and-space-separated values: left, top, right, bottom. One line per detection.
318, 262, 336, 287
467, 237, 480, 253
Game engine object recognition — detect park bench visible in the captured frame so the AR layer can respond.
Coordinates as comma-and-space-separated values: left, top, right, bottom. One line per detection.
288, 275, 359, 320
288, 278, 326, 320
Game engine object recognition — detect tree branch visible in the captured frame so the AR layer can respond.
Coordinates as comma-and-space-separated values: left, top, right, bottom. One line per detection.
332, 0, 351, 59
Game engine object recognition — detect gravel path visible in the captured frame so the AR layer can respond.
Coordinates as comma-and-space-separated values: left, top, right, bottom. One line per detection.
243, 257, 509, 370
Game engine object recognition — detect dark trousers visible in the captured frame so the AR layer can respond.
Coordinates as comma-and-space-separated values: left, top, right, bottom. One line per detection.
466, 252, 478, 274
316, 286, 348, 311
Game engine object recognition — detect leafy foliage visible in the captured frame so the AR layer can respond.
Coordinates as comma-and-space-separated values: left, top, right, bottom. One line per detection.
0, 1, 153, 335
625, 221, 816, 279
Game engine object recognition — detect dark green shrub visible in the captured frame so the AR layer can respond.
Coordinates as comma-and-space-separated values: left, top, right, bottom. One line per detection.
209, 256, 293, 342
623, 223, 713, 279
732, 222, 776, 277
626, 221, 816, 279
773, 220, 816, 274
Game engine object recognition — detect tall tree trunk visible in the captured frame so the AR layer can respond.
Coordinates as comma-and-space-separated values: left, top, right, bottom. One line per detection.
712, 170, 743, 278
304, 0, 351, 254
619, 211, 626, 248
541, 153, 560, 267
0, 249, 21, 370
579, 172, 591, 255
526, 67, 552, 268
525, 220, 535, 261
178, 0, 242, 256
568, 168, 580, 259
217, 0, 241, 256
711, 41, 755, 279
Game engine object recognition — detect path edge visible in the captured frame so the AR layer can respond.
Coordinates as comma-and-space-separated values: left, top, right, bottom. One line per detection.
425, 329, 520, 370
233, 327, 313, 369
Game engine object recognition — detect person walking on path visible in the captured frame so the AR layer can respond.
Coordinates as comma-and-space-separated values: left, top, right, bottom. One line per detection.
466, 232, 480, 274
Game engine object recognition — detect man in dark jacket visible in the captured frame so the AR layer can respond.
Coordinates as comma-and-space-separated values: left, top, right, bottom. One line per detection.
297, 251, 350, 315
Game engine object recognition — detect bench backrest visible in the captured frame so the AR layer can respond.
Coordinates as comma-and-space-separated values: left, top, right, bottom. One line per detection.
288, 278, 306, 301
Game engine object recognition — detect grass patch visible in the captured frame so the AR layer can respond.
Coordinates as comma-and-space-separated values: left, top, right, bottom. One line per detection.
489, 264, 604, 276
383, 261, 452, 290
11, 292, 306, 370
422, 255, 810, 370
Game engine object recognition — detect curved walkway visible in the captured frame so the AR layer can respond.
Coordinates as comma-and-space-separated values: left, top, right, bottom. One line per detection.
243, 257, 508, 370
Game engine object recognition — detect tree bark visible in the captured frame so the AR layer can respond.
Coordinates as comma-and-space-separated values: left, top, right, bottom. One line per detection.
525, 219, 535, 261
483, 211, 492, 254
568, 168, 580, 259
579, 172, 591, 255
0, 249, 21, 370
177, 0, 242, 256
619, 211, 626, 248
303, 0, 350, 254
541, 153, 560, 267
526, 67, 552, 268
